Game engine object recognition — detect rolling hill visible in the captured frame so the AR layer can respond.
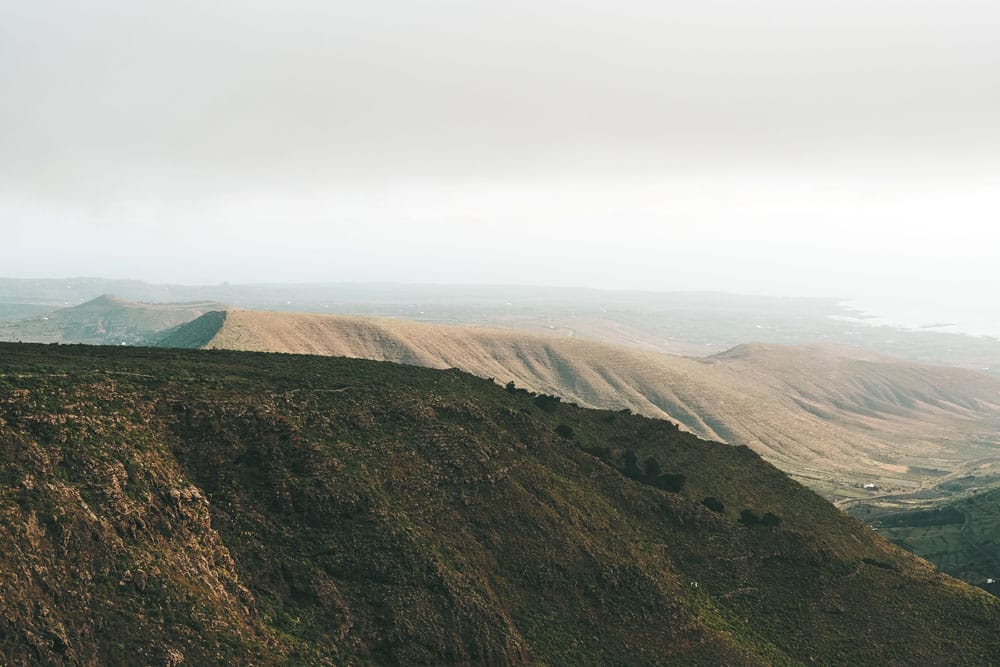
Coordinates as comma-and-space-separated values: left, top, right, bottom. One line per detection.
160, 309, 1000, 500
3, 278, 999, 373
2, 342, 999, 664
0, 295, 225, 346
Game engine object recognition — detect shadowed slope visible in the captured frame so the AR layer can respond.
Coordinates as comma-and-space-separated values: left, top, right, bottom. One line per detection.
156, 310, 228, 349
165, 310, 1000, 498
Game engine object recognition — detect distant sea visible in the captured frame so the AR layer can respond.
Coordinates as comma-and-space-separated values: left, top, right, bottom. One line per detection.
843, 297, 1000, 340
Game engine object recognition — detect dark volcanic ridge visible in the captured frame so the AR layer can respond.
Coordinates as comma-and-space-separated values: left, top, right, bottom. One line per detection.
1, 343, 999, 665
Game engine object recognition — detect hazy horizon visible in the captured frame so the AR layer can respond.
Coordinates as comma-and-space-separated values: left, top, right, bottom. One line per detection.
2, 1, 998, 334
2, 273, 998, 340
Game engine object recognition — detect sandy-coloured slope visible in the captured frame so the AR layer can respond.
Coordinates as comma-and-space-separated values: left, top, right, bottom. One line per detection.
170, 309, 1000, 497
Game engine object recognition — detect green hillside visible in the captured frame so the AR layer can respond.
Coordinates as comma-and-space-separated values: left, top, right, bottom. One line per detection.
863, 485, 1000, 590
0, 295, 224, 346
1, 343, 999, 665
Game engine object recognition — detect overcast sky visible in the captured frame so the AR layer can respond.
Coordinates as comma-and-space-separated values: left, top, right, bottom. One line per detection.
1, 1, 998, 329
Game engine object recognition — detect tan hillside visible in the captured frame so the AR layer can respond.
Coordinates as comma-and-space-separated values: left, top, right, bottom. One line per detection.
165, 309, 1000, 499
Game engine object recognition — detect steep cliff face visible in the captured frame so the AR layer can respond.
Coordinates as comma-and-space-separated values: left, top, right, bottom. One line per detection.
0, 381, 271, 665
1, 343, 999, 665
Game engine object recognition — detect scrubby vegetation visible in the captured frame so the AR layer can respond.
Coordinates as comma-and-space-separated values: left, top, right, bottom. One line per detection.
1, 342, 1000, 664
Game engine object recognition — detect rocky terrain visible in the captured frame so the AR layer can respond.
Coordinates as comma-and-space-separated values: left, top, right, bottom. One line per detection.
1, 343, 999, 664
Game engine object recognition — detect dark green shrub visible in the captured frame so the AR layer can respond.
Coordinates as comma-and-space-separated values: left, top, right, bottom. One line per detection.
622, 450, 641, 478
555, 424, 575, 439
534, 394, 561, 412
652, 473, 686, 493
761, 512, 782, 527
739, 508, 781, 527
587, 446, 612, 461
505, 381, 530, 396
701, 497, 725, 513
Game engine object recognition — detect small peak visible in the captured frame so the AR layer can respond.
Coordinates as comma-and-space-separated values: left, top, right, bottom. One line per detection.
89, 294, 128, 305
70, 294, 133, 312
712, 343, 769, 359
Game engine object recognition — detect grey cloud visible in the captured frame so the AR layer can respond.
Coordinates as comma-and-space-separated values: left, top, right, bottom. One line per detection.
3, 0, 998, 192
0, 1, 998, 334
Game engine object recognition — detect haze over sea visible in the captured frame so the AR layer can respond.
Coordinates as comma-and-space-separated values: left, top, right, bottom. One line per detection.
847, 295, 1000, 340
